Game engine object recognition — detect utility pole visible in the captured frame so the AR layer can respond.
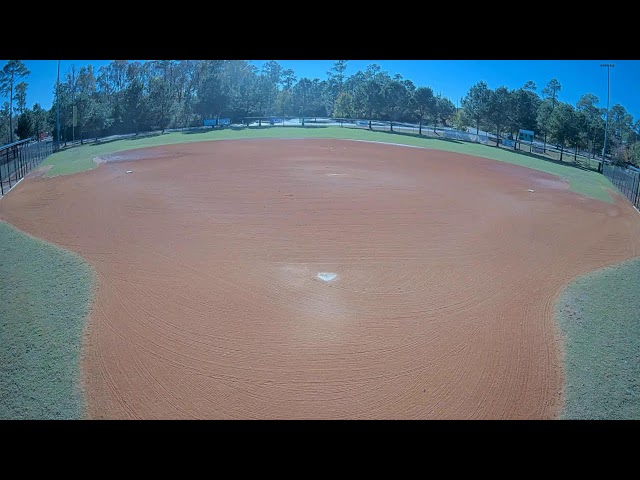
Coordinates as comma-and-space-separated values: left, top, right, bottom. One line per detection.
56, 60, 61, 149
72, 67, 75, 144
600, 63, 614, 173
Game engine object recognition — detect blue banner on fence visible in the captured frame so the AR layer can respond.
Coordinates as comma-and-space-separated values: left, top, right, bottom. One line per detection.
203, 119, 217, 127
270, 118, 282, 124
218, 118, 231, 126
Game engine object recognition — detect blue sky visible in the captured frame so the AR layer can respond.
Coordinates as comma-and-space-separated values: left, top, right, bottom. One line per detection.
4, 60, 640, 124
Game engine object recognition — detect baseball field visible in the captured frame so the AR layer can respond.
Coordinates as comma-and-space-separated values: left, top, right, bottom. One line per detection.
1, 127, 639, 419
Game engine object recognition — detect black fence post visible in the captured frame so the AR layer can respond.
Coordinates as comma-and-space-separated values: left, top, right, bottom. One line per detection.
19, 148, 24, 179
6, 149, 11, 188
624, 171, 628, 199
13, 150, 18, 184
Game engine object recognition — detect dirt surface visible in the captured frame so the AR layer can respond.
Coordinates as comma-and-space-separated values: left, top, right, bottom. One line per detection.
25, 164, 54, 179
2, 139, 640, 419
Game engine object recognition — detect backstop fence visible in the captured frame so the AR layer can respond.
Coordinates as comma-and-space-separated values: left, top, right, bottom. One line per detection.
0, 138, 56, 197
602, 162, 640, 209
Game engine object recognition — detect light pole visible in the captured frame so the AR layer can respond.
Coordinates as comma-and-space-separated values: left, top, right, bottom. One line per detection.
600, 63, 614, 172
56, 60, 61, 149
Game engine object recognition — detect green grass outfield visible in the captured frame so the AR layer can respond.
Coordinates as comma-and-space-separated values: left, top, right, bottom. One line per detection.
2, 125, 636, 419
0, 221, 93, 419
556, 257, 640, 419
42, 126, 615, 203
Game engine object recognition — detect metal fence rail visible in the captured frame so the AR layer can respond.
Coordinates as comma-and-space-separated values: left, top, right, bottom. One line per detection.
602, 162, 640, 208
0, 138, 56, 197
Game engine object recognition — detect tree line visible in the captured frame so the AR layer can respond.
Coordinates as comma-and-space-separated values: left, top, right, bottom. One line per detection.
1, 59, 639, 167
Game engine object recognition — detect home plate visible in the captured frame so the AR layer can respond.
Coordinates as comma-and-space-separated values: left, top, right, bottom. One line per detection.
317, 272, 337, 282
126, 170, 133, 174
528, 189, 535, 193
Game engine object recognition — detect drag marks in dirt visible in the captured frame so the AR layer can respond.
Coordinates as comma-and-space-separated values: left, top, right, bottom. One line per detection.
2, 139, 640, 419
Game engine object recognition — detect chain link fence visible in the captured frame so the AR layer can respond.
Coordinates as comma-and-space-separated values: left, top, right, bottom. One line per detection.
0, 138, 56, 197
602, 162, 640, 208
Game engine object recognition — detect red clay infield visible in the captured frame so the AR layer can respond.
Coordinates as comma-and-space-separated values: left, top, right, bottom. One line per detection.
2, 139, 640, 419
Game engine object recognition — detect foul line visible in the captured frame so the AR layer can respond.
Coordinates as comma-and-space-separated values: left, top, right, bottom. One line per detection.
0, 176, 25, 200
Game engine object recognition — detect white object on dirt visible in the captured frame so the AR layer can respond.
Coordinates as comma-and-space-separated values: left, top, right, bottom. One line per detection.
317, 272, 337, 282
126, 170, 133, 174
528, 189, 535, 193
